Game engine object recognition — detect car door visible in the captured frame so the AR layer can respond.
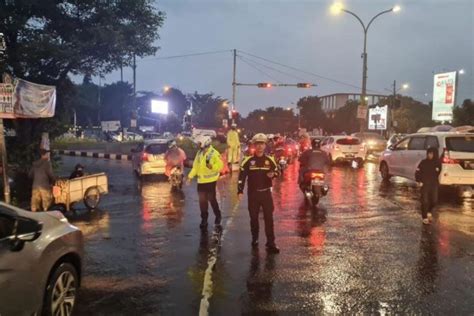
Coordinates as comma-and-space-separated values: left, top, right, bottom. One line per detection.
0, 208, 38, 315
388, 137, 410, 176
404, 136, 427, 180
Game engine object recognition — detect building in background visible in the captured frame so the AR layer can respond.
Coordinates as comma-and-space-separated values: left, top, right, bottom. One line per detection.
321, 93, 387, 113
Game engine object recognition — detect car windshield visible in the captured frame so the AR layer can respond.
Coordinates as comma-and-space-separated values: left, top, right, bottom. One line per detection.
446, 136, 474, 153
337, 138, 361, 145
145, 144, 168, 155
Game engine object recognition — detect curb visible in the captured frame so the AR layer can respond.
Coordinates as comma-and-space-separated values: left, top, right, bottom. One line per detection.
55, 150, 132, 161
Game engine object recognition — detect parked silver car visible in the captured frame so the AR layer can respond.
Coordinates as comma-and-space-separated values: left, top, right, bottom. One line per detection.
0, 203, 84, 316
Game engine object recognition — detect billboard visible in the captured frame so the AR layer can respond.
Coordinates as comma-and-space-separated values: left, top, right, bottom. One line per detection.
151, 100, 169, 115
432, 71, 456, 122
368, 105, 388, 130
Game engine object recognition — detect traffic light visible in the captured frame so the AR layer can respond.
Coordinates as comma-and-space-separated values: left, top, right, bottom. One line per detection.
231, 110, 238, 119
296, 83, 312, 88
257, 83, 272, 88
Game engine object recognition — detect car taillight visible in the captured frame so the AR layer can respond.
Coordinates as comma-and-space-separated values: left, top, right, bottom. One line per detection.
141, 152, 149, 162
441, 148, 459, 164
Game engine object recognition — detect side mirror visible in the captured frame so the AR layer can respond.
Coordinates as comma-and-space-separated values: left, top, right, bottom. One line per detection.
15, 217, 42, 242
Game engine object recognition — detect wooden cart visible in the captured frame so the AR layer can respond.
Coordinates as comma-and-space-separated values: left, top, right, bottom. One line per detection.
52, 173, 109, 212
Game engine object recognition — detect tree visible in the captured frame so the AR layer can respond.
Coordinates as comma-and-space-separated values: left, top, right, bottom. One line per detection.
453, 99, 474, 126
100, 82, 133, 125
190, 92, 227, 128
0, 0, 165, 160
297, 96, 328, 131
329, 100, 359, 134
241, 107, 296, 134
390, 96, 434, 133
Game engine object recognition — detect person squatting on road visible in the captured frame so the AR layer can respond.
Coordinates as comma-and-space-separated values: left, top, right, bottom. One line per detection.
226, 123, 241, 171
164, 140, 187, 177
29, 149, 56, 212
188, 135, 224, 230
69, 164, 85, 179
415, 147, 441, 225
238, 133, 281, 254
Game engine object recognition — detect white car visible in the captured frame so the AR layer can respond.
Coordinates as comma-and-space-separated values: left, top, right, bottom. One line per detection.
379, 132, 474, 190
321, 136, 367, 165
131, 139, 170, 177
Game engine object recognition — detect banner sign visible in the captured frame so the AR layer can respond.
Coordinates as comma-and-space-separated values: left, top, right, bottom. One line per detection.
368, 105, 388, 130
0, 79, 56, 119
0, 83, 14, 118
432, 71, 456, 122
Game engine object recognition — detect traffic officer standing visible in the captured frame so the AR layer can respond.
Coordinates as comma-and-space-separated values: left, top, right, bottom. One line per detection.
226, 123, 241, 172
188, 135, 224, 230
238, 133, 280, 254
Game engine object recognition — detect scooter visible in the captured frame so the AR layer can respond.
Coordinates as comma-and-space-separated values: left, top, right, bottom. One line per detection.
300, 169, 329, 209
169, 166, 184, 190
274, 147, 288, 176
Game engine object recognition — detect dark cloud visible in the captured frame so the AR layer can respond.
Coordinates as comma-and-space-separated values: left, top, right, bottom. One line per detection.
104, 0, 473, 115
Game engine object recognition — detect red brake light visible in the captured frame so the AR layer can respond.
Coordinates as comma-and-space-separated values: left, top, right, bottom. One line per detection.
141, 152, 149, 162
441, 148, 459, 164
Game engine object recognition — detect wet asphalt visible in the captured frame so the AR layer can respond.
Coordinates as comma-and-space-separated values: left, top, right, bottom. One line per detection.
57, 157, 474, 315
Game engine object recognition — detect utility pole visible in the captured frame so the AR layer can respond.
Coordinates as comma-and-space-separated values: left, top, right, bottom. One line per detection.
0, 33, 10, 203
120, 63, 123, 82
232, 49, 237, 124
132, 53, 136, 95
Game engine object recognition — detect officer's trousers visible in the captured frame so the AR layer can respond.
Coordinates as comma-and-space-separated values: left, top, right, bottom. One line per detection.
248, 189, 276, 246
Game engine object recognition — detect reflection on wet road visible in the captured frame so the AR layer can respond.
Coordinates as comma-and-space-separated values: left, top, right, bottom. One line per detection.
58, 157, 474, 315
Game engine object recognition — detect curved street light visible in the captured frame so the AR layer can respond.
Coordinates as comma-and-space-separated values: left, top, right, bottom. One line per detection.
331, 3, 400, 130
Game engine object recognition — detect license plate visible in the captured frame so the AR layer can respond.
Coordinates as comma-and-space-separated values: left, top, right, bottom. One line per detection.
311, 179, 324, 185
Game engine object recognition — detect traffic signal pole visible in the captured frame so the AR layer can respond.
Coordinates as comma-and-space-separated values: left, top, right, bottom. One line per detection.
232, 49, 237, 123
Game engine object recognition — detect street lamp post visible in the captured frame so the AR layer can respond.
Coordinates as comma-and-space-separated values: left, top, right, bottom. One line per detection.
331, 3, 400, 131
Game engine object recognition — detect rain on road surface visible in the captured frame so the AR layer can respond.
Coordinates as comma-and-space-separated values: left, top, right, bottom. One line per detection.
58, 156, 474, 315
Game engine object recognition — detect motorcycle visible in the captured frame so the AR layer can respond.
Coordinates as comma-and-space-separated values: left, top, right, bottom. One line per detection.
274, 147, 288, 175
300, 169, 329, 209
169, 166, 184, 190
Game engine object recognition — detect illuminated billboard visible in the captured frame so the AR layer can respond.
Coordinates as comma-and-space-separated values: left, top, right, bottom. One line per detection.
151, 100, 169, 115
432, 71, 456, 122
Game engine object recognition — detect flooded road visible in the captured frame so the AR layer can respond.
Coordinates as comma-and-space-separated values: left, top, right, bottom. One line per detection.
58, 157, 474, 315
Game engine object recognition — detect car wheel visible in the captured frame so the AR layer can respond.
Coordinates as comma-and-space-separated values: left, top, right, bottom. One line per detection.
380, 162, 391, 181
43, 262, 79, 316
84, 186, 101, 210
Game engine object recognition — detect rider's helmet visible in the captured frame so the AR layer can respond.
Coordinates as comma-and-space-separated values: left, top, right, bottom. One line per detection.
251, 133, 268, 144
194, 135, 212, 149
311, 138, 322, 149
168, 140, 177, 148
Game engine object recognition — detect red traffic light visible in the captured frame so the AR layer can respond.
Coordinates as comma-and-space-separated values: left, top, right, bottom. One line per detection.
296, 83, 312, 88
257, 83, 272, 88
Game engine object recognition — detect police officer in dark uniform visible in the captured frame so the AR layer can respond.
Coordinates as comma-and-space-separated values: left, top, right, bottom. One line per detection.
238, 133, 280, 254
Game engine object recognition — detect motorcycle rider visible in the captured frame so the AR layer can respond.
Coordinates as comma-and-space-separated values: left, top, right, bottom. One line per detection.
238, 133, 280, 254
165, 140, 187, 178
187, 135, 224, 229
226, 123, 241, 172
298, 138, 330, 187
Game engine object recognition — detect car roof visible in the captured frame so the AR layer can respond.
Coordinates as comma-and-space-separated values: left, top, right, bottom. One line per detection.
407, 132, 474, 137
330, 135, 360, 139
144, 139, 170, 145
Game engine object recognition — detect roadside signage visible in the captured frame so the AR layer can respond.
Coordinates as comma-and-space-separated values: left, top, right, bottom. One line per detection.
357, 105, 367, 119
368, 105, 388, 130
432, 71, 456, 122
0, 83, 14, 118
